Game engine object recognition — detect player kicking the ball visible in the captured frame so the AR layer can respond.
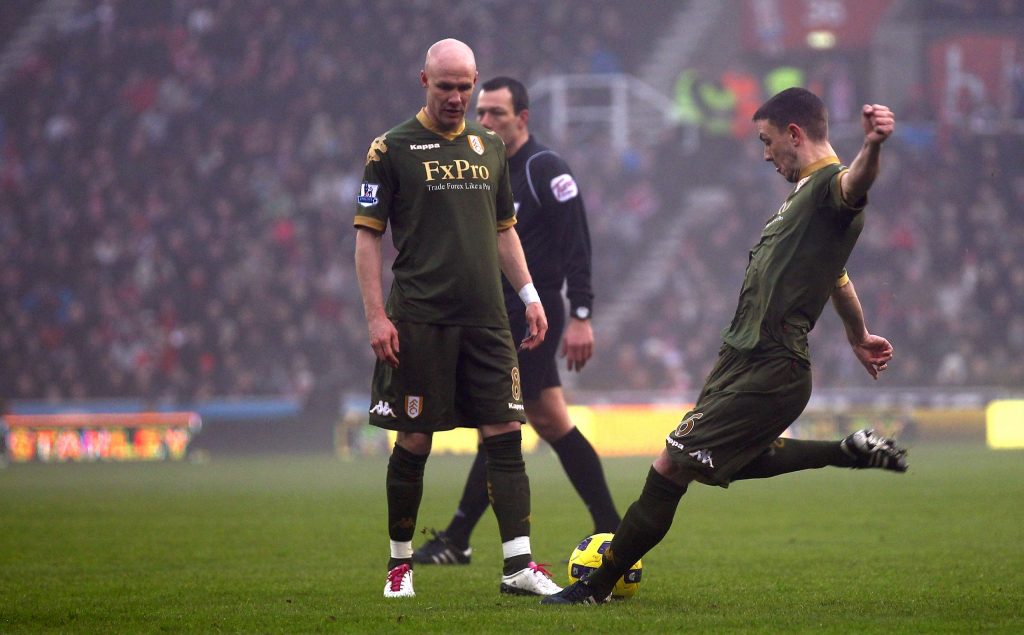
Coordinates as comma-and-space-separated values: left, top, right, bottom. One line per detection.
543, 88, 907, 605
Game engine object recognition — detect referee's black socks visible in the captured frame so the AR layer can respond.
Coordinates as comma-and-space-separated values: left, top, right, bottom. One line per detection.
551, 427, 621, 533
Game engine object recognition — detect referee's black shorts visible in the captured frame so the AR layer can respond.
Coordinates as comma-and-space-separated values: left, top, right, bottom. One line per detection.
507, 288, 565, 402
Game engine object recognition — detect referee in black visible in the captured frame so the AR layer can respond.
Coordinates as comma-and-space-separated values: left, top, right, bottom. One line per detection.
414, 76, 620, 566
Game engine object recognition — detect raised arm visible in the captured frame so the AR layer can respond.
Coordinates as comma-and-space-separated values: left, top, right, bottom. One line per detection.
497, 227, 547, 350
839, 104, 895, 206
831, 277, 892, 380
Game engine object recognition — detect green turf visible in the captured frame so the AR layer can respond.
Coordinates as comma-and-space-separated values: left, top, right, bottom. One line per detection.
1, 443, 1021, 633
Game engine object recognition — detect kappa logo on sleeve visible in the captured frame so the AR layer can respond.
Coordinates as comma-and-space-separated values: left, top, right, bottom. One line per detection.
550, 173, 578, 202
357, 183, 380, 207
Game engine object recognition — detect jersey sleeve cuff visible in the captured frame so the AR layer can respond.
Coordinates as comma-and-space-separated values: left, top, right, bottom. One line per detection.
354, 216, 386, 232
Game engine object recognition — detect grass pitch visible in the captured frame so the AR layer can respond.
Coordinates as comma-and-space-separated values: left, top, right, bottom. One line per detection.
0, 443, 1021, 633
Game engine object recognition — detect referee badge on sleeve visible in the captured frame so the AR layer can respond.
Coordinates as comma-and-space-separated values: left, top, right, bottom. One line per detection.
550, 174, 578, 202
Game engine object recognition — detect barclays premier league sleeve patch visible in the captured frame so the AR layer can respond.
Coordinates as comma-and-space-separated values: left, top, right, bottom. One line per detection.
549, 173, 578, 203
357, 183, 380, 207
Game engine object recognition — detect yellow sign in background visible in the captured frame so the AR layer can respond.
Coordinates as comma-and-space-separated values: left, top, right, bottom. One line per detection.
386, 404, 689, 457
986, 400, 1024, 449
367, 403, 1001, 458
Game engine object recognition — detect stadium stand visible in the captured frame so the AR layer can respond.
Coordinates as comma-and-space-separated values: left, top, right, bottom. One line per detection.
0, 0, 675, 402
1, 0, 1021, 407
0, 1, 38, 49
585, 132, 1024, 392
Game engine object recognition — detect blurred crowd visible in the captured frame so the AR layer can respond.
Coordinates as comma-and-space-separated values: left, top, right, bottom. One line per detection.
584, 131, 1024, 394
1, 0, 1020, 406
0, 0, 667, 403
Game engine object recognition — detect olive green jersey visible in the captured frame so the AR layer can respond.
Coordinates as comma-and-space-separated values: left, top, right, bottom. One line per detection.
722, 157, 865, 361
355, 109, 517, 328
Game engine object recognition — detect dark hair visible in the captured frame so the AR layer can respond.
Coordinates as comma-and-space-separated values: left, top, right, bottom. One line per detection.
752, 87, 829, 141
481, 76, 529, 113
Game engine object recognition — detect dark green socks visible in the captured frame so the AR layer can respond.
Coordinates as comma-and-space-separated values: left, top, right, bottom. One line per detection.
386, 444, 427, 569
587, 467, 687, 597
482, 430, 533, 574
731, 438, 854, 480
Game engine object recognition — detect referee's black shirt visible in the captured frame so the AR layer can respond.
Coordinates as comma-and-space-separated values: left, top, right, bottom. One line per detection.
502, 135, 594, 320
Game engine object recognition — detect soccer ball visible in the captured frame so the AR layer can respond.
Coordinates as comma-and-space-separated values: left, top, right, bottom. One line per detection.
566, 532, 642, 599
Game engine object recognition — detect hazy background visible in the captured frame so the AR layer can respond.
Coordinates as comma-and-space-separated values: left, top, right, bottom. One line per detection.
1, 0, 1022, 455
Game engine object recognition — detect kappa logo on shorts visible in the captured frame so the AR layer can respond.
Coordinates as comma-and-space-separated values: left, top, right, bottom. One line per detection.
688, 448, 715, 468
405, 396, 423, 419
666, 435, 686, 451
369, 400, 396, 418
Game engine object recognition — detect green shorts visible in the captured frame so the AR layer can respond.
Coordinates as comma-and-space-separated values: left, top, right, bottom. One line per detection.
368, 321, 528, 432
665, 345, 812, 486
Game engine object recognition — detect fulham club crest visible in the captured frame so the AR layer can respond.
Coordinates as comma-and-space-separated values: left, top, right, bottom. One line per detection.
405, 395, 423, 419
467, 135, 485, 155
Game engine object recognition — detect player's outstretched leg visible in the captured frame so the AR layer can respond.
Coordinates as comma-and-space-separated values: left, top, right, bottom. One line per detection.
730, 431, 909, 482
840, 428, 909, 472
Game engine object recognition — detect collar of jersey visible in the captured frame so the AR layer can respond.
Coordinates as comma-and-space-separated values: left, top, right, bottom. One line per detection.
799, 155, 840, 180
416, 108, 465, 141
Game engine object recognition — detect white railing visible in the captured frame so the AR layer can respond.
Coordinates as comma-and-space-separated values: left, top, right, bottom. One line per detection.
528, 73, 682, 153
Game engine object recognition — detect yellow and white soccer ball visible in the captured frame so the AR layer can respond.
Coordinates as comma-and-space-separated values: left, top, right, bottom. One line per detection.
566, 532, 642, 599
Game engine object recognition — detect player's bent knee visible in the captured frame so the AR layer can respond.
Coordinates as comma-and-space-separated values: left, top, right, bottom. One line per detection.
652, 451, 694, 486
525, 401, 574, 443
480, 421, 522, 438
532, 417, 573, 443
396, 431, 432, 456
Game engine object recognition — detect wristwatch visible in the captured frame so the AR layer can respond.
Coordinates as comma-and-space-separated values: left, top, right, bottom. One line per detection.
573, 306, 591, 320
